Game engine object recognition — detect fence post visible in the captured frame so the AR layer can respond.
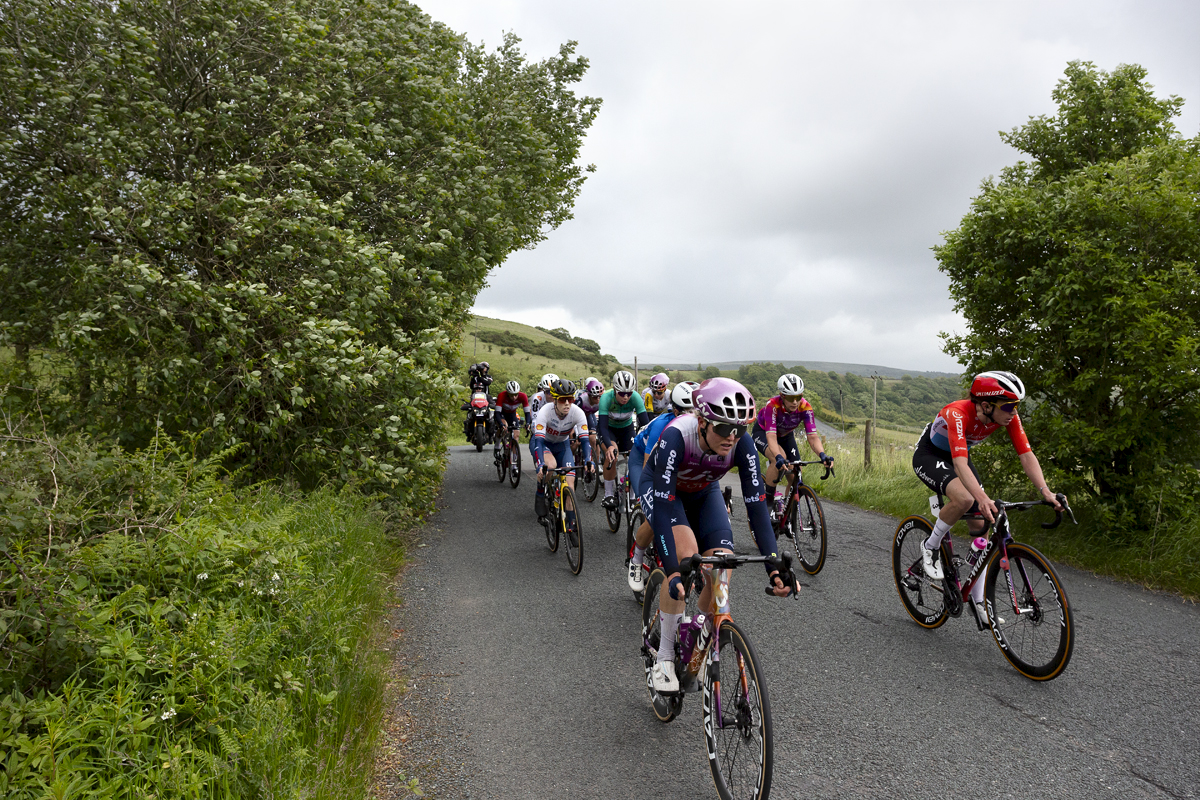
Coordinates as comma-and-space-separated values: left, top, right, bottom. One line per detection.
864, 419, 873, 470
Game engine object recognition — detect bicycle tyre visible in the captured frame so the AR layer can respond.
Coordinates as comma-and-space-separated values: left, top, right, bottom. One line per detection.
628, 509, 647, 602
892, 515, 949, 629
605, 499, 621, 533
545, 487, 559, 553
786, 485, 827, 574
704, 619, 773, 800
508, 442, 521, 489
583, 459, 600, 502
641, 569, 682, 723
563, 485, 583, 575
983, 542, 1074, 681
625, 485, 639, 543
495, 443, 506, 482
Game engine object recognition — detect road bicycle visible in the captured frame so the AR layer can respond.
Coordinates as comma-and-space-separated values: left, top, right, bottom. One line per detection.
641, 552, 797, 800
570, 433, 601, 502
540, 466, 584, 575
604, 451, 636, 538
892, 495, 1076, 681
772, 459, 833, 575
494, 421, 524, 489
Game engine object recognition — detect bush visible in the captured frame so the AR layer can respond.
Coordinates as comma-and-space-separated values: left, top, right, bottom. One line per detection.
0, 421, 401, 798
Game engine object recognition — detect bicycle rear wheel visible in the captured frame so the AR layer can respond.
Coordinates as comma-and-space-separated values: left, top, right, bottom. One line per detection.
785, 485, 827, 574
983, 542, 1074, 681
704, 620, 772, 800
495, 443, 507, 482
641, 569, 683, 722
583, 460, 600, 502
605, 499, 621, 533
563, 486, 583, 575
892, 515, 949, 628
508, 443, 521, 489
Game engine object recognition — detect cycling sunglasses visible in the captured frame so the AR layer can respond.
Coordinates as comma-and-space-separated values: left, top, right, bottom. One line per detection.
709, 421, 747, 439
998, 402, 1019, 413
615, 391, 633, 398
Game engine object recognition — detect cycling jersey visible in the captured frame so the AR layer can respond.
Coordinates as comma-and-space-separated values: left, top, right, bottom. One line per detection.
532, 403, 591, 467
496, 391, 531, 417
631, 410, 677, 497
642, 387, 671, 416
574, 390, 601, 416
755, 395, 817, 438
640, 414, 777, 575
597, 388, 649, 448
529, 390, 550, 417
928, 399, 1031, 458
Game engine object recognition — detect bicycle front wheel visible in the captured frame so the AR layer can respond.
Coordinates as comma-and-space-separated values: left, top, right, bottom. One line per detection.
786, 486, 827, 574
545, 490, 559, 553
605, 498, 621, 533
583, 462, 600, 502
892, 515, 949, 629
983, 542, 1074, 681
495, 444, 506, 482
508, 443, 521, 489
704, 620, 772, 800
563, 486, 583, 575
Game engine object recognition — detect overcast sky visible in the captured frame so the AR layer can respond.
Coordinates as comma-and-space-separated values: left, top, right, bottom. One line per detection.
417, 0, 1200, 373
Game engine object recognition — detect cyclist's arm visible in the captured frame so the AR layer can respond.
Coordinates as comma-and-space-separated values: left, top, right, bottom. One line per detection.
733, 433, 780, 574
576, 417, 592, 462
1017, 450, 1061, 508
648, 427, 686, 575
631, 392, 649, 428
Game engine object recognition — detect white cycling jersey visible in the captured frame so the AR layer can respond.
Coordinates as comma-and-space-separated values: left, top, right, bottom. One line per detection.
533, 402, 589, 444
530, 390, 550, 416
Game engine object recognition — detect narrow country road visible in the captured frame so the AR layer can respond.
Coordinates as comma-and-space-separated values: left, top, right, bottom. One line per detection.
378, 446, 1200, 799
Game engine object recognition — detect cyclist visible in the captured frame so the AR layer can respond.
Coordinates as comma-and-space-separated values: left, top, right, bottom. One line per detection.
533, 378, 593, 526
575, 377, 604, 479
493, 380, 532, 463
912, 371, 1063, 621
626, 380, 699, 592
598, 370, 650, 509
641, 377, 798, 693
529, 373, 557, 419
642, 372, 672, 417
752, 373, 832, 516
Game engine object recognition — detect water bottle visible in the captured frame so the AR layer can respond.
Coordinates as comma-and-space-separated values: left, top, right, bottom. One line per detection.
687, 614, 710, 676
677, 615, 700, 662
967, 536, 988, 565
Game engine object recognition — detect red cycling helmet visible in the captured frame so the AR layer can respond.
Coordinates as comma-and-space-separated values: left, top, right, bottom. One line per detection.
970, 371, 1026, 402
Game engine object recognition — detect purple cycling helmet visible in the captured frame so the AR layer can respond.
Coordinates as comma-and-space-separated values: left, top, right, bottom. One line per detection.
648, 372, 669, 391
692, 378, 756, 425
585, 376, 604, 396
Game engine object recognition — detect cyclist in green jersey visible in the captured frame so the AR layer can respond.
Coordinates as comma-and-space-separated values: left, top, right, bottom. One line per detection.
598, 369, 650, 509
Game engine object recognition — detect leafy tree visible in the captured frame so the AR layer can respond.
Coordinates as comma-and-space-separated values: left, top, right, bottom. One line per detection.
0, 0, 599, 502
937, 62, 1200, 523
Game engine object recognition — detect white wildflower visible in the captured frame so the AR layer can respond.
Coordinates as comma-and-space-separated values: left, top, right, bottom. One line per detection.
161, 708, 176, 721
197, 573, 208, 581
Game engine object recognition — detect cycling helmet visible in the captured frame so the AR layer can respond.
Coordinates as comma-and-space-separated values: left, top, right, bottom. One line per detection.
538, 373, 558, 392
649, 372, 669, 391
612, 370, 636, 393
777, 373, 804, 396
970, 371, 1025, 402
548, 377, 577, 400
692, 378, 756, 425
670, 380, 700, 411
506, 380, 520, 394
585, 377, 604, 397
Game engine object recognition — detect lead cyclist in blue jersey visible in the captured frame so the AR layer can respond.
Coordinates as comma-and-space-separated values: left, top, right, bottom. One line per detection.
640, 377, 799, 693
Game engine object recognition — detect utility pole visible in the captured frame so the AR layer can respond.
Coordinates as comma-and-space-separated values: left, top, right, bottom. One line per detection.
634, 356, 638, 388
838, 388, 845, 434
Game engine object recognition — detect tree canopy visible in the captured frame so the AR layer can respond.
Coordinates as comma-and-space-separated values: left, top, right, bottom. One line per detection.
0, 0, 599, 502
936, 62, 1199, 524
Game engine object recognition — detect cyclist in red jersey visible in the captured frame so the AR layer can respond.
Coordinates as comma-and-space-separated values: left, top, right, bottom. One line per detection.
911, 371, 1063, 620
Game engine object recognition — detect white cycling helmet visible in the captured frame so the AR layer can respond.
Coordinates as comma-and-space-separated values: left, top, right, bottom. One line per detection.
612, 370, 636, 393
648, 372, 669, 391
506, 380, 520, 394
777, 373, 804, 396
538, 373, 559, 392
670, 381, 700, 411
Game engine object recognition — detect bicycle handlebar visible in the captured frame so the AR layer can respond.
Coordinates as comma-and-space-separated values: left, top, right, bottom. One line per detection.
676, 552, 798, 599
779, 457, 835, 480
970, 494, 1076, 528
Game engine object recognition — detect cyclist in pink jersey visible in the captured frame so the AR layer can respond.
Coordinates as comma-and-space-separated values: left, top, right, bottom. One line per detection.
751, 373, 832, 513
911, 371, 1063, 622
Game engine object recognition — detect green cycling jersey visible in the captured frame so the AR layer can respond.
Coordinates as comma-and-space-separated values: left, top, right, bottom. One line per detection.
597, 388, 646, 428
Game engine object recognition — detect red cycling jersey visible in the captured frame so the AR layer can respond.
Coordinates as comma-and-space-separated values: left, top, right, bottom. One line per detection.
929, 399, 1031, 459
496, 391, 531, 415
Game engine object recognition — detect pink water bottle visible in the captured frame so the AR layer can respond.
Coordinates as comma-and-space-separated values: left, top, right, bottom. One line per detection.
967, 536, 988, 565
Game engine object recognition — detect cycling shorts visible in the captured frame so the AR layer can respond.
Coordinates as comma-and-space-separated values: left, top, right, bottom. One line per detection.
500, 408, 521, 429
913, 426, 981, 497
643, 481, 734, 557
751, 423, 800, 462
536, 438, 574, 470
608, 424, 634, 454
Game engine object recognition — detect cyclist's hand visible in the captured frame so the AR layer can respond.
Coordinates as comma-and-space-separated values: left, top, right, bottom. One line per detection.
774, 454, 786, 472
819, 451, 834, 467
537, 464, 548, 481
605, 444, 617, 465
1042, 488, 1064, 511
767, 570, 799, 598
979, 495, 999, 523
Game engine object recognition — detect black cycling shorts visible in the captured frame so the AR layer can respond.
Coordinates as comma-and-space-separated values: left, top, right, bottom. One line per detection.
912, 425, 981, 496
607, 424, 635, 454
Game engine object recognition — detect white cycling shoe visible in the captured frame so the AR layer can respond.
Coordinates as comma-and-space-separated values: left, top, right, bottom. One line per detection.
920, 543, 944, 580
627, 560, 646, 592
651, 659, 680, 693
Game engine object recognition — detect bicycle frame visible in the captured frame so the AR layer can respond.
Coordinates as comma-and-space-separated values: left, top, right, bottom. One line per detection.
774, 459, 831, 532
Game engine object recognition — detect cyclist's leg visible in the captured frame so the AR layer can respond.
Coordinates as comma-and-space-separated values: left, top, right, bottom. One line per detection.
912, 433, 977, 576
690, 484, 737, 614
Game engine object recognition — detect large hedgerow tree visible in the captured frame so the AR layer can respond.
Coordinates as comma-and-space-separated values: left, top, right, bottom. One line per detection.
936, 62, 1200, 526
0, 0, 599, 503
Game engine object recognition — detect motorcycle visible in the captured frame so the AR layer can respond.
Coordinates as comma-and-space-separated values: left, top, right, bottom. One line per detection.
467, 391, 494, 451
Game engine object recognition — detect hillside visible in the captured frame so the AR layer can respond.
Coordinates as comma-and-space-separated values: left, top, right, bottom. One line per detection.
457, 316, 963, 429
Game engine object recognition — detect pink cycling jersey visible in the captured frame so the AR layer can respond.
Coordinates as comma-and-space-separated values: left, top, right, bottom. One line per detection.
754, 395, 817, 437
